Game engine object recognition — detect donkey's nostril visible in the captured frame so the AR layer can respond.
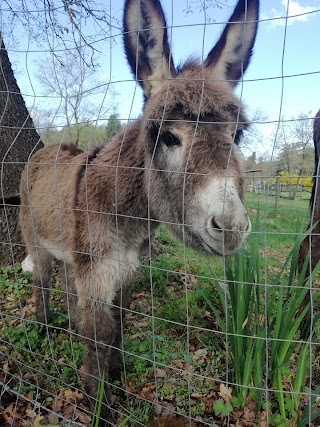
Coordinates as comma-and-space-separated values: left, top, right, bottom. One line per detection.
212, 218, 222, 231
245, 216, 252, 232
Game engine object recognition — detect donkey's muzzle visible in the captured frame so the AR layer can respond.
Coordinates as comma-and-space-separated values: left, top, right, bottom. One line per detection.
206, 212, 251, 255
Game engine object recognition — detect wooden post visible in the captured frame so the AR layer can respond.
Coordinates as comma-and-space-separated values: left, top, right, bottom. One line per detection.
275, 176, 280, 213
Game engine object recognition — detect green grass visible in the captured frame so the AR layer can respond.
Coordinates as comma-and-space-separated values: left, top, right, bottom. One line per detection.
0, 192, 319, 426
245, 192, 310, 281
245, 192, 309, 236
0, 265, 83, 393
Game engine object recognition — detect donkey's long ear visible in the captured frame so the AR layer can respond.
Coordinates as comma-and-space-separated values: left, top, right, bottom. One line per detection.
204, 0, 259, 86
123, 0, 175, 99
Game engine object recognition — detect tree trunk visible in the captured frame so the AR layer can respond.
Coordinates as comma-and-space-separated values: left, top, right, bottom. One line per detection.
291, 177, 301, 201
0, 36, 44, 265
288, 184, 294, 200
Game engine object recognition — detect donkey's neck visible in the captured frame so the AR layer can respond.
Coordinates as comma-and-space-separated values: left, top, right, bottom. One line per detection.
84, 120, 149, 221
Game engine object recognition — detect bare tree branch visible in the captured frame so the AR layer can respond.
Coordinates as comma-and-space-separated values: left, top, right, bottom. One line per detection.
1, 0, 120, 66
184, 0, 229, 21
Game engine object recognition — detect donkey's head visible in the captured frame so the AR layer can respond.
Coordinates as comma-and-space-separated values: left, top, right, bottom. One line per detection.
123, 0, 259, 255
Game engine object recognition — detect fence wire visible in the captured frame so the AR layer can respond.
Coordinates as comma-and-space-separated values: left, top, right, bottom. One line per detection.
0, 1, 320, 426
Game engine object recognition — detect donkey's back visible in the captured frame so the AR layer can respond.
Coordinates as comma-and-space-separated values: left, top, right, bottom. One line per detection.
20, 144, 85, 264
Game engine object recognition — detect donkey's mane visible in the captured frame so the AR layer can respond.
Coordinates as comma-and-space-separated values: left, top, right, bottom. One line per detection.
176, 57, 201, 74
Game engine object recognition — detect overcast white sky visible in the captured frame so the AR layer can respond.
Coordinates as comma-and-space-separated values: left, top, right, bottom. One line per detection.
5, 0, 320, 155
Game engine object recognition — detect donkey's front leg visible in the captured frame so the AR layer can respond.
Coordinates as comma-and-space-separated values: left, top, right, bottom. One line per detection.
78, 301, 116, 399
74, 265, 119, 419
31, 248, 53, 324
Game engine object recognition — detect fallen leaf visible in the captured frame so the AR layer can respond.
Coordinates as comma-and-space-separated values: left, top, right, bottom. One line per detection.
64, 389, 76, 401
33, 414, 44, 426
246, 398, 257, 412
75, 409, 91, 424
242, 408, 255, 424
23, 372, 39, 381
132, 292, 145, 298
190, 275, 198, 285
232, 409, 244, 421
156, 368, 166, 378
2, 412, 13, 423
73, 390, 83, 401
192, 348, 208, 362
52, 399, 64, 412
218, 383, 233, 403
25, 408, 37, 420
191, 392, 203, 400
48, 413, 60, 424
63, 403, 76, 418
161, 402, 176, 418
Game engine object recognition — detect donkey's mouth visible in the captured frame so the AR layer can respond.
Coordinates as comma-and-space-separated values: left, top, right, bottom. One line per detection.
186, 229, 227, 256
202, 237, 240, 256
189, 227, 245, 256
201, 240, 222, 256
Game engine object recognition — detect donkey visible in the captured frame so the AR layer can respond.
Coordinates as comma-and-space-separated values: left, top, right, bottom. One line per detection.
298, 109, 320, 336
13, 0, 259, 413
299, 109, 320, 272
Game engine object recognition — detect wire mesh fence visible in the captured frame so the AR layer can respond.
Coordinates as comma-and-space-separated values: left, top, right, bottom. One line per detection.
0, 0, 320, 426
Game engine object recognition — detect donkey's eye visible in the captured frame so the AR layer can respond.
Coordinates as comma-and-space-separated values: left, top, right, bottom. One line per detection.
233, 129, 243, 145
161, 131, 180, 148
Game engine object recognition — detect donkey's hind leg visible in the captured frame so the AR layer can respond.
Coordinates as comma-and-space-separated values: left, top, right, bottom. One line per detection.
30, 247, 53, 324
108, 285, 131, 383
57, 262, 79, 329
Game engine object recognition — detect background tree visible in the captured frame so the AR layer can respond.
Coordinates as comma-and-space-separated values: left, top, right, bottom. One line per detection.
274, 113, 314, 199
245, 151, 257, 170
242, 111, 314, 199
239, 109, 268, 156
105, 113, 123, 143
28, 104, 119, 149
291, 113, 314, 172
36, 124, 110, 149
28, 106, 56, 138
0, 36, 43, 264
35, 50, 116, 147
